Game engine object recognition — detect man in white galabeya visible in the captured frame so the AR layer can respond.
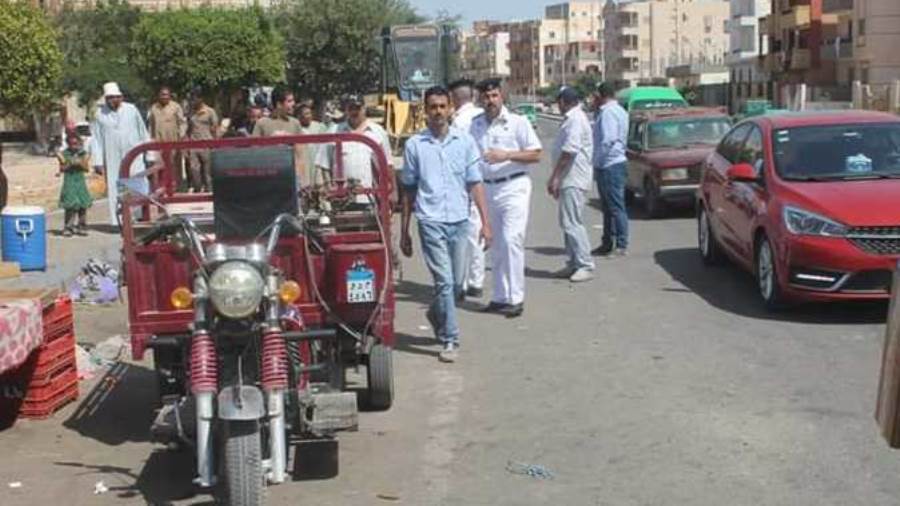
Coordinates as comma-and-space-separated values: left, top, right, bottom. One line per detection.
449, 78, 486, 300
469, 78, 542, 318
547, 86, 595, 283
90, 82, 151, 226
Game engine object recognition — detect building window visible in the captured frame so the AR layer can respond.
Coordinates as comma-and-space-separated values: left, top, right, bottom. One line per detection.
550, 31, 556, 39
858, 19, 866, 36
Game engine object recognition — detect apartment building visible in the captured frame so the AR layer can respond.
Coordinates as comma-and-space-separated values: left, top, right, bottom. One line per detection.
32, 0, 275, 12
728, 0, 771, 109
759, 0, 854, 86
853, 0, 900, 84
541, 1, 605, 86
460, 22, 512, 82
604, 0, 731, 85
507, 20, 543, 96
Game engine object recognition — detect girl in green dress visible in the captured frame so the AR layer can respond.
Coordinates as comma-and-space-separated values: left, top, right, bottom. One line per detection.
57, 134, 92, 237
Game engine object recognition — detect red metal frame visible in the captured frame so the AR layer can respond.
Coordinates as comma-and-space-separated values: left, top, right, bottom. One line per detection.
117, 134, 396, 360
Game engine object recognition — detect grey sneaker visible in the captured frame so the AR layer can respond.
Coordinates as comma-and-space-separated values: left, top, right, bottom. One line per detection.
609, 248, 627, 258
438, 343, 458, 363
569, 268, 595, 283
553, 266, 576, 279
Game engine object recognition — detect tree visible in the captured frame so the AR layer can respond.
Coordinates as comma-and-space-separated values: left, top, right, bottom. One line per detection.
279, 0, 423, 106
130, 7, 284, 103
55, 0, 147, 109
0, 0, 62, 116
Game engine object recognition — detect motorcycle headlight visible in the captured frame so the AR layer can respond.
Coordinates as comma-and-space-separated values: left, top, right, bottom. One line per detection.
208, 261, 265, 319
783, 206, 847, 237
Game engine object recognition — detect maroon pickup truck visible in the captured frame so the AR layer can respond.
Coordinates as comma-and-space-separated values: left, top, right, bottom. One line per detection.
625, 108, 731, 218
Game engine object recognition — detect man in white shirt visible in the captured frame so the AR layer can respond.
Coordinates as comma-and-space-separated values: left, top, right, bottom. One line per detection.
315, 94, 394, 204
547, 86, 595, 282
470, 78, 542, 318
449, 79, 486, 300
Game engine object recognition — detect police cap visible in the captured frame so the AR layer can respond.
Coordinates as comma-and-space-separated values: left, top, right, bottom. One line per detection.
475, 78, 503, 93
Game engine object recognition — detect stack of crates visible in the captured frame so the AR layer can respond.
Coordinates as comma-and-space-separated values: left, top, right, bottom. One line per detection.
0, 295, 78, 427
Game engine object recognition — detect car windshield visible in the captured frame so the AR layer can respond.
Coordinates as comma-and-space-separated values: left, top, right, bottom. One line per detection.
647, 117, 731, 149
632, 99, 686, 110
773, 123, 900, 180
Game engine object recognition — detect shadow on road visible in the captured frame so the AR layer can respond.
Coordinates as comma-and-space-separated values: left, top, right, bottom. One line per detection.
394, 332, 440, 358
525, 266, 564, 280
395, 279, 432, 305
293, 438, 339, 480
587, 196, 695, 221
55, 450, 205, 504
63, 362, 157, 446
86, 224, 121, 235
654, 247, 888, 324
527, 245, 565, 256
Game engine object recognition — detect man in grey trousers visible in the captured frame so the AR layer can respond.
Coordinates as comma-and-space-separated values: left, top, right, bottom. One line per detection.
547, 86, 595, 282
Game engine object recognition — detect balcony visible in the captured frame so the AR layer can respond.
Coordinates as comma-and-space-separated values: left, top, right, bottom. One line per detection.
821, 41, 853, 61
759, 15, 774, 36
789, 48, 811, 70
780, 5, 811, 29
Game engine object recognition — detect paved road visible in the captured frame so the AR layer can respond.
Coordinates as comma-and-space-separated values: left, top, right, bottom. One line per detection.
3, 117, 900, 505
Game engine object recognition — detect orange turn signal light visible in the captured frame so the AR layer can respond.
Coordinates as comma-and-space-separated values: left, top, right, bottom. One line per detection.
279, 281, 302, 304
170, 287, 194, 310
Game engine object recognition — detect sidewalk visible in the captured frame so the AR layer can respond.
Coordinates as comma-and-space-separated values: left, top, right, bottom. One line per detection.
0, 201, 121, 291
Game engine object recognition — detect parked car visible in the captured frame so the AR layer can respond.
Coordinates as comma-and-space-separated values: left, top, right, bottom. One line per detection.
697, 110, 900, 309
616, 86, 688, 112
625, 108, 732, 217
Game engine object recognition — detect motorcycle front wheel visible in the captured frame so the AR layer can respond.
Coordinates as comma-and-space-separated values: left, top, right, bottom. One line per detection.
223, 420, 265, 506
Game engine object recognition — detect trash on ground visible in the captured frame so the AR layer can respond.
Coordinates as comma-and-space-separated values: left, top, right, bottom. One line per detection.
69, 258, 119, 305
75, 344, 99, 380
93, 481, 108, 495
88, 335, 129, 366
376, 493, 400, 501
505, 460, 554, 480
8, 481, 22, 489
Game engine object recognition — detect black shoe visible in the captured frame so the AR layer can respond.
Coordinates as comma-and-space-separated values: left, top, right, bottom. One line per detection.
592, 243, 614, 256
500, 303, 524, 318
466, 286, 484, 298
480, 301, 510, 314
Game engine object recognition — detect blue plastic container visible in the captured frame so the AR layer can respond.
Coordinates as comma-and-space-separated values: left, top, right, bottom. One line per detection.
2, 206, 47, 271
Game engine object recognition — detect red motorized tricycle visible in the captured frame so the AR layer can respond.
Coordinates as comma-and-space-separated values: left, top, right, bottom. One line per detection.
117, 134, 395, 505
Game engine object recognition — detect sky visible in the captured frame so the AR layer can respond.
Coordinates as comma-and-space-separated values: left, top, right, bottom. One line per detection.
411, 0, 548, 27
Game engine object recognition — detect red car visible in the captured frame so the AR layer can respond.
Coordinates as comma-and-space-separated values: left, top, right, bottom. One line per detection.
697, 110, 900, 309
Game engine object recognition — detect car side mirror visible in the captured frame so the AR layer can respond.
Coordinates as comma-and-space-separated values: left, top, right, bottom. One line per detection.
727, 163, 758, 182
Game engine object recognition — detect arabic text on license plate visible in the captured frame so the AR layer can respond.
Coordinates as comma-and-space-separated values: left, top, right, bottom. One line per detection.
347, 269, 375, 303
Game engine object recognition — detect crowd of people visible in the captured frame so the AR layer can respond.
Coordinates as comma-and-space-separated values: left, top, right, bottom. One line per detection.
51, 78, 630, 366
401, 78, 630, 363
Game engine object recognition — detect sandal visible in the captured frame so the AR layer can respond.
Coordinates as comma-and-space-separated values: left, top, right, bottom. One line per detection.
62, 228, 73, 237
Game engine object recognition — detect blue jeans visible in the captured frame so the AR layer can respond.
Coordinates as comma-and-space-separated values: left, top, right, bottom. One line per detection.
595, 162, 629, 250
418, 219, 469, 345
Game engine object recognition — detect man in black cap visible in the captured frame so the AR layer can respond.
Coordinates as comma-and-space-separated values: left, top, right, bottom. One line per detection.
449, 78, 486, 299
315, 93, 393, 200
469, 78, 542, 318
548, 86, 595, 282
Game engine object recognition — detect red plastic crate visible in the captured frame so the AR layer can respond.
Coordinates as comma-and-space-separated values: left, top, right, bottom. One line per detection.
43, 315, 74, 344
24, 365, 77, 403
28, 354, 75, 391
42, 295, 72, 326
19, 382, 78, 419
33, 332, 75, 369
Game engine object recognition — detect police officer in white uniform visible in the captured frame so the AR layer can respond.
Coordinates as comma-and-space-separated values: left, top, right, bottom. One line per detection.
449, 79, 486, 299
470, 78, 542, 318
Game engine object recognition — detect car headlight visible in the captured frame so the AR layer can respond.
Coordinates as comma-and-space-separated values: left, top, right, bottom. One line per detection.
783, 206, 847, 237
208, 261, 265, 319
660, 167, 689, 181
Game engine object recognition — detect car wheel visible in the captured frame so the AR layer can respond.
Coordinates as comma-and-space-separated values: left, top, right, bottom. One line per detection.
643, 179, 664, 218
756, 236, 784, 310
697, 206, 723, 266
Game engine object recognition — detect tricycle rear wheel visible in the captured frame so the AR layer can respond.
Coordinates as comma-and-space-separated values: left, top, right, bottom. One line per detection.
365, 344, 393, 411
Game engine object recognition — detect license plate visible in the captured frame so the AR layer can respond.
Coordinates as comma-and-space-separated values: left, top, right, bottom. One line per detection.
347, 268, 375, 303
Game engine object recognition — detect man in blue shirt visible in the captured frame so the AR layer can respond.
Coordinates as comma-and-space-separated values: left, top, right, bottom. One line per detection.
401, 86, 492, 363
592, 82, 630, 256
